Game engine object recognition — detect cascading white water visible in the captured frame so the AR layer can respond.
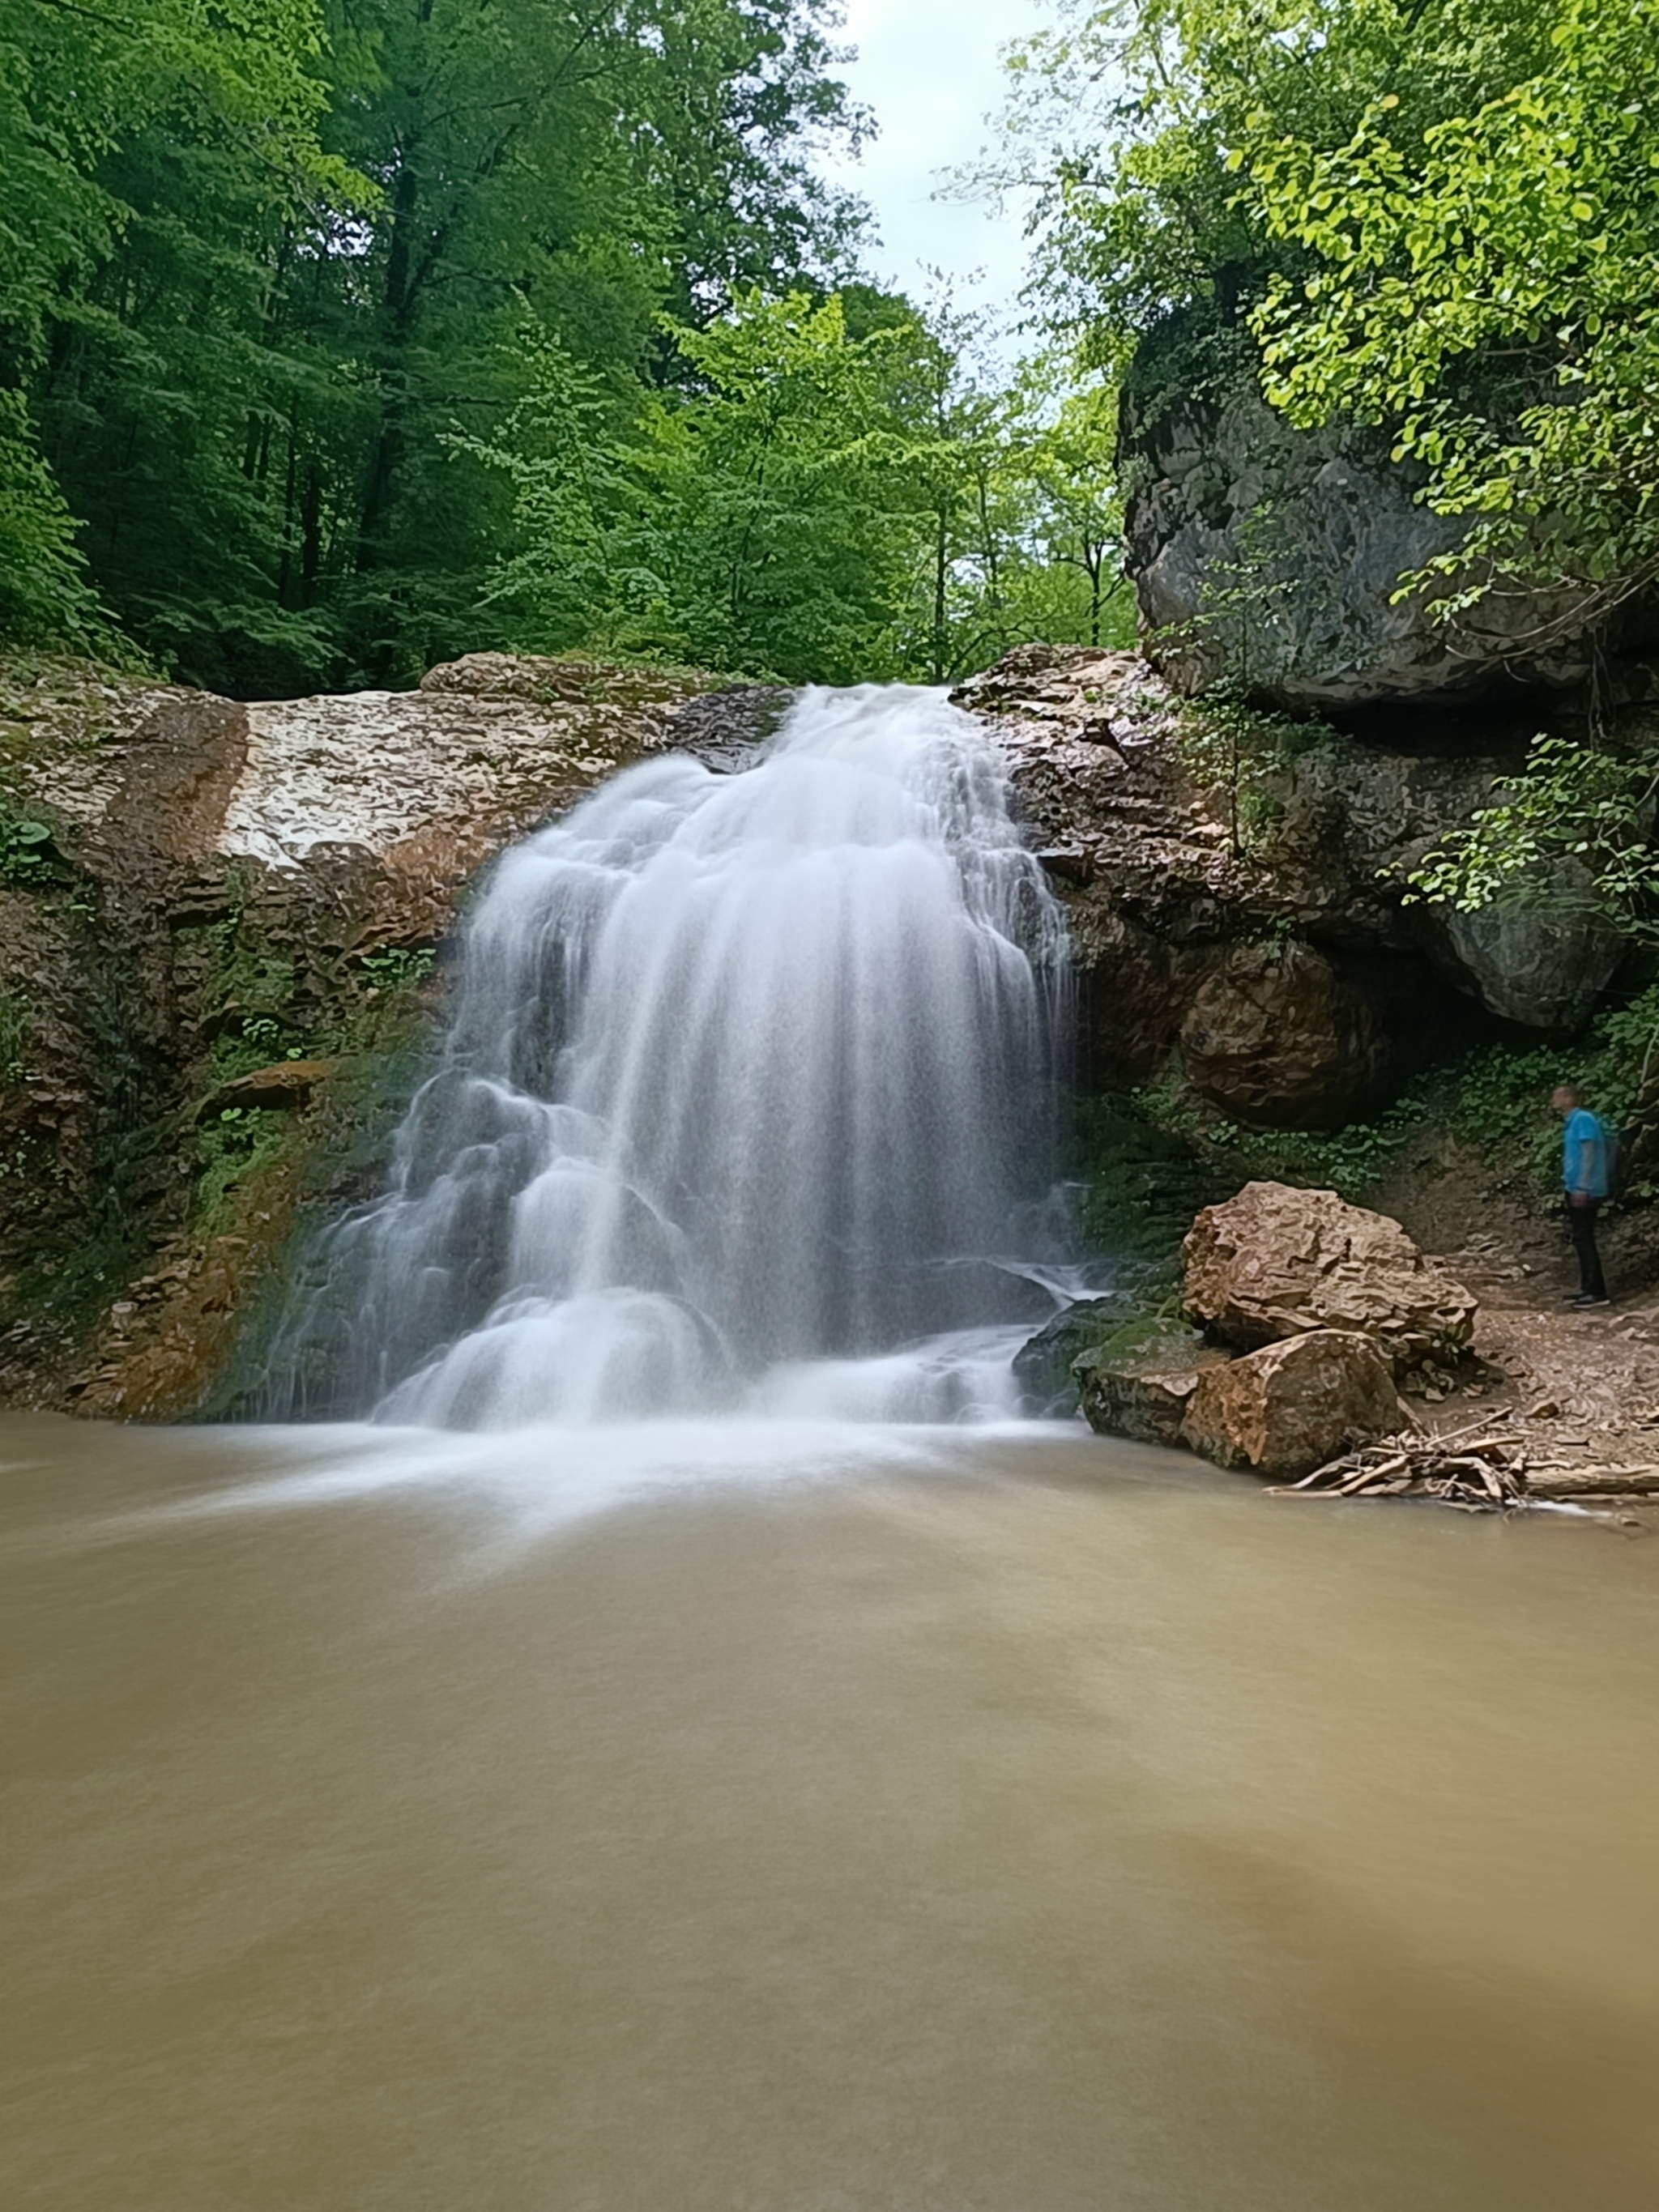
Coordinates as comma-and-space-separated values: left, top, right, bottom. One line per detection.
316, 684, 1070, 1428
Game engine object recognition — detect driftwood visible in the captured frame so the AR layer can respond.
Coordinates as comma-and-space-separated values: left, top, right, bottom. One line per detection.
1265, 1418, 1657, 1518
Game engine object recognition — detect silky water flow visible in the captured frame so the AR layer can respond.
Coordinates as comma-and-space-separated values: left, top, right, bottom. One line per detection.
297, 683, 1073, 1427
11, 689, 1659, 2212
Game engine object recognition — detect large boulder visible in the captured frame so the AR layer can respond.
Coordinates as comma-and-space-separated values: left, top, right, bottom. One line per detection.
1179, 1328, 1408, 1478
1119, 320, 1601, 709
1179, 941, 1391, 1127
1437, 876, 1625, 1029
1074, 1318, 1230, 1447
1183, 1181, 1478, 1371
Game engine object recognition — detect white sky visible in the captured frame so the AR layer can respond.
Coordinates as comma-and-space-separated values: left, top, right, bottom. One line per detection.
817, 0, 1047, 324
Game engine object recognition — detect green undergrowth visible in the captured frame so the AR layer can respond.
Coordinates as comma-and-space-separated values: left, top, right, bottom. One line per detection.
1063, 1086, 1241, 1283
1174, 692, 1344, 853
1452, 982, 1659, 1201
190, 952, 441, 1233
1128, 1068, 1431, 1207
1066, 983, 1659, 1302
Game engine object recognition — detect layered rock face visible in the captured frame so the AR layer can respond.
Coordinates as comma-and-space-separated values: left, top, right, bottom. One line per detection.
1117, 322, 1613, 710
0, 654, 782, 1412
962, 646, 1630, 1123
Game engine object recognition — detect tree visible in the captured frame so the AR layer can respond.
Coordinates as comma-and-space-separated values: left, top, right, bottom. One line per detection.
469, 291, 929, 682
1, 0, 872, 688
994, 0, 1659, 645
1248, 0, 1659, 641
0, 0, 352, 662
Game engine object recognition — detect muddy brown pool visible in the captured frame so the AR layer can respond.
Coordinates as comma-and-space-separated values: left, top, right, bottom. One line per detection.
4, 1413, 1657, 2210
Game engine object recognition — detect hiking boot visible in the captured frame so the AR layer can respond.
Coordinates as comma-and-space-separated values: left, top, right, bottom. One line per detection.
1570, 1293, 1610, 1309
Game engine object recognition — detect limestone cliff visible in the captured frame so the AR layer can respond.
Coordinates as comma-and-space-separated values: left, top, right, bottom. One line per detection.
1117, 315, 1657, 709
0, 652, 783, 1414
0, 641, 1638, 1420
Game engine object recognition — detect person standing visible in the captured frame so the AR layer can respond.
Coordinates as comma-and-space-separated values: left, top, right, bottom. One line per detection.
1552, 1084, 1610, 1307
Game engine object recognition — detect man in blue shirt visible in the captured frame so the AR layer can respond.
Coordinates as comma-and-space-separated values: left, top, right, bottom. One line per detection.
1552, 1084, 1610, 1307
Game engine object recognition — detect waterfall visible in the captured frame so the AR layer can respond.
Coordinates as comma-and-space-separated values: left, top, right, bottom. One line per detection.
301, 684, 1070, 1427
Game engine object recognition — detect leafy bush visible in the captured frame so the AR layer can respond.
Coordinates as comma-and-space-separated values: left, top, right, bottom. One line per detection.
0, 808, 53, 885
1454, 982, 1659, 1197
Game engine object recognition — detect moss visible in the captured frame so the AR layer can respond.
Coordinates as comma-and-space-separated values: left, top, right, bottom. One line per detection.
1064, 1086, 1243, 1280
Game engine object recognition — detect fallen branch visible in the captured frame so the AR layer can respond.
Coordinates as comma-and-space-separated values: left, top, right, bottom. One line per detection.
1269, 1430, 1531, 1512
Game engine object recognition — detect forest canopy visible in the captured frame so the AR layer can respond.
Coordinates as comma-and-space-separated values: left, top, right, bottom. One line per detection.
0, 0, 1127, 691
1001, 0, 1659, 639
7, 0, 1658, 691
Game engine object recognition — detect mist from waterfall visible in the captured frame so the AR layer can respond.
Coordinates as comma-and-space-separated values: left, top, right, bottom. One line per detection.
288, 684, 1072, 1427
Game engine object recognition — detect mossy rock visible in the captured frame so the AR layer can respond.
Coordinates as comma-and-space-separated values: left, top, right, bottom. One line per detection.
1013, 1293, 1166, 1414
1073, 1318, 1227, 1449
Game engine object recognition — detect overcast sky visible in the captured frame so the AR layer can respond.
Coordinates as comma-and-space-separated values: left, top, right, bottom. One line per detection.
817, 0, 1047, 322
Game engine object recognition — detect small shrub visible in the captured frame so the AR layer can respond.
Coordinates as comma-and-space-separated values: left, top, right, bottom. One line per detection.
0, 807, 57, 885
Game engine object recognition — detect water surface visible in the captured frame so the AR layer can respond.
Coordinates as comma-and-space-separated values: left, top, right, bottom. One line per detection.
5, 1414, 1657, 2210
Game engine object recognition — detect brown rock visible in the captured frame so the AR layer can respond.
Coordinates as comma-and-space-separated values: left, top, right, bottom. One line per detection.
1183, 1181, 1477, 1371
1074, 1318, 1230, 1447
206, 1060, 333, 1115
1180, 1329, 1408, 1478
1179, 941, 1391, 1128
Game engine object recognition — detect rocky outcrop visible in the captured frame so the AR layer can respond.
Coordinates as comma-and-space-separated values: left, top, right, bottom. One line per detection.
1118, 322, 1608, 709
1073, 1317, 1229, 1446
1178, 1328, 1408, 1478
962, 646, 1630, 1092
1182, 1182, 1478, 1372
0, 652, 782, 1413
1179, 941, 1391, 1128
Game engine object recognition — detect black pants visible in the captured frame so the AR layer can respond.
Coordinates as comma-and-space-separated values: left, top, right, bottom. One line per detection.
1568, 1199, 1607, 1298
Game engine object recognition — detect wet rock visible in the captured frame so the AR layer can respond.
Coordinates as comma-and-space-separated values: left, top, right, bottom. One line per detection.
203, 1060, 332, 1115
1179, 941, 1391, 1128
1074, 1317, 1230, 1447
1438, 876, 1625, 1028
1013, 1293, 1159, 1413
1183, 1181, 1478, 1372
1179, 1328, 1408, 1478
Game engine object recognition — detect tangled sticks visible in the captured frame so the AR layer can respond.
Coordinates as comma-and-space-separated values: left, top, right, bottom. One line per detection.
1268, 1419, 1659, 1517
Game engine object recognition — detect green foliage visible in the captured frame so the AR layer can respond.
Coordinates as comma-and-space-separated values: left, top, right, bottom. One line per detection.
1453, 982, 1659, 1196
0, 802, 55, 885
1249, 0, 1659, 629
471, 290, 1134, 684
1063, 1085, 1240, 1268
0, 988, 28, 1085
1133, 1067, 1427, 1204
356, 946, 436, 991
0, 392, 113, 650
194, 1104, 295, 1232
997, 0, 1659, 634
992, 0, 1549, 368
1405, 733, 1659, 939
1, 0, 874, 687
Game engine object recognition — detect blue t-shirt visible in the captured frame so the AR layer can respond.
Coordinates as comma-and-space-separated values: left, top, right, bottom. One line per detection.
1563, 1107, 1609, 1199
